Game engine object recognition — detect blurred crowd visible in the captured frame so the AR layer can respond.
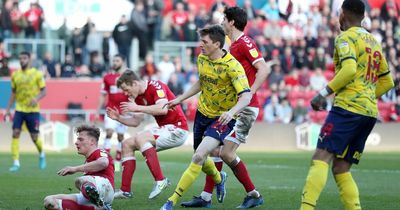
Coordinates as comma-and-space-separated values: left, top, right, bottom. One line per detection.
0, 0, 399, 123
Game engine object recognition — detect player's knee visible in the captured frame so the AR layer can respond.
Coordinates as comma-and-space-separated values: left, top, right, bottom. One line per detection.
122, 137, 136, 149
209, 147, 220, 157
220, 150, 235, 164
12, 129, 21, 138
331, 163, 350, 175
192, 152, 206, 164
117, 134, 124, 142
43, 196, 57, 210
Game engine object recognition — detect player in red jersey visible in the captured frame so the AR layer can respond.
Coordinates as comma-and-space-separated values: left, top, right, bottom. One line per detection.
181, 6, 270, 209
44, 125, 114, 210
96, 54, 129, 171
106, 70, 189, 200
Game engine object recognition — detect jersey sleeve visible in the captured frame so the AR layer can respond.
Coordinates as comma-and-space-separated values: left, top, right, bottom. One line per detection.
36, 71, 46, 89
239, 38, 263, 65
228, 61, 250, 95
335, 34, 357, 64
378, 53, 389, 76
11, 73, 16, 91
102, 76, 109, 93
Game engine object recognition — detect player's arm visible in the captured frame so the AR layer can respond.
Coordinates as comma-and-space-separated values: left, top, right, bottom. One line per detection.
29, 87, 46, 107
120, 98, 169, 116
165, 80, 201, 109
375, 71, 395, 98
5, 89, 16, 116
106, 106, 144, 127
57, 157, 109, 176
250, 60, 271, 94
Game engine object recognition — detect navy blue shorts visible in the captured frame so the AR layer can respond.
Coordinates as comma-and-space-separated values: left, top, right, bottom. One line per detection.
317, 107, 376, 164
12, 111, 40, 133
192, 110, 236, 150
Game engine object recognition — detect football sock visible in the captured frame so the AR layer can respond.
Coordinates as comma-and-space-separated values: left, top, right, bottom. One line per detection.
230, 158, 256, 193
34, 137, 43, 153
103, 138, 112, 154
11, 137, 20, 163
121, 157, 136, 193
335, 172, 361, 210
116, 142, 122, 161
202, 157, 222, 184
300, 160, 329, 210
141, 143, 164, 181
203, 158, 223, 194
169, 162, 202, 205
61, 199, 95, 210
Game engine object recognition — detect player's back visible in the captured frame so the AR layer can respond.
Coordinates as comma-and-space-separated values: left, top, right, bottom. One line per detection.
333, 27, 388, 118
102, 72, 129, 111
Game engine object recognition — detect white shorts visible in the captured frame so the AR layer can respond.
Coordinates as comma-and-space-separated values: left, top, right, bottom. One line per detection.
150, 124, 189, 151
104, 114, 127, 134
225, 106, 259, 144
75, 176, 114, 206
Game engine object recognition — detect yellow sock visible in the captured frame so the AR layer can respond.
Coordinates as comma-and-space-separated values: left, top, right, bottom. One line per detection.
34, 137, 43, 153
169, 162, 202, 205
300, 160, 329, 210
335, 172, 361, 210
11, 138, 20, 161
202, 157, 221, 184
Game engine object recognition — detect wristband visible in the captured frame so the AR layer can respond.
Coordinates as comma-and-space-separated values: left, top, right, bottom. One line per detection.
319, 88, 329, 97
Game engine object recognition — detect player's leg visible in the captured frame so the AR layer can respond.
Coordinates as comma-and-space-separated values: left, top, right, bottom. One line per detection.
114, 136, 138, 198
75, 176, 107, 207
332, 115, 376, 210
25, 112, 46, 169
115, 131, 124, 172
103, 115, 117, 154
9, 111, 23, 171
44, 194, 86, 210
165, 136, 221, 208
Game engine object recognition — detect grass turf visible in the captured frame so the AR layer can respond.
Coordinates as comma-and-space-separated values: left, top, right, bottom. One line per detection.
0, 151, 399, 210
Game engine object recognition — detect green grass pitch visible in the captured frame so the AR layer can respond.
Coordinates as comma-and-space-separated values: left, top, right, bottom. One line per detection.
0, 151, 399, 209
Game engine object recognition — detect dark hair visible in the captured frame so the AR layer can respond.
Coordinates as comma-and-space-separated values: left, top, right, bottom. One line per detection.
19, 51, 31, 58
198, 25, 225, 49
117, 70, 140, 87
342, 0, 365, 17
224, 6, 248, 31
75, 125, 100, 141
114, 53, 125, 61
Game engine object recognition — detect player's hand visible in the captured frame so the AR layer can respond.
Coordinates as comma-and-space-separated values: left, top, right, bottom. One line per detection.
57, 166, 77, 176
4, 110, 11, 122
28, 98, 38, 107
218, 111, 234, 125
163, 98, 181, 110
310, 94, 327, 111
120, 98, 140, 114
106, 107, 120, 120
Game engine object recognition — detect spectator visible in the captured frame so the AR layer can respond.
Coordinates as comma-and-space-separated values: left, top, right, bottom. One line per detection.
140, 53, 159, 80
167, 72, 184, 96
85, 25, 102, 57
298, 66, 310, 88
24, 2, 43, 39
112, 15, 133, 66
1, 0, 13, 40
280, 46, 294, 74
292, 98, 309, 124
57, 17, 70, 55
312, 47, 326, 70
183, 13, 198, 41
242, 0, 257, 20
42, 52, 61, 78
102, 32, 111, 68
310, 68, 327, 91
194, 4, 209, 29
157, 54, 175, 83
0, 57, 10, 77
268, 63, 285, 88
146, 0, 164, 47
209, 0, 227, 14
263, 95, 284, 123
60, 54, 76, 78
260, 0, 280, 21
88, 52, 105, 78
130, 1, 148, 60
281, 98, 293, 123
10, 1, 24, 39
71, 28, 84, 66
170, 2, 189, 41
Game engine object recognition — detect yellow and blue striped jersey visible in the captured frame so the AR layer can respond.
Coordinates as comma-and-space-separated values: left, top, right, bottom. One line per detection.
333, 27, 389, 118
197, 51, 250, 118
11, 68, 45, 112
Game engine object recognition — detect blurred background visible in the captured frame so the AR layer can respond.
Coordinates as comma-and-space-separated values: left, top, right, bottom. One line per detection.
0, 0, 399, 152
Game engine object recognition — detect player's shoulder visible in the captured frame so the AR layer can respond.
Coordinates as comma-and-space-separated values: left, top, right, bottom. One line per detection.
236, 34, 256, 48
148, 80, 163, 90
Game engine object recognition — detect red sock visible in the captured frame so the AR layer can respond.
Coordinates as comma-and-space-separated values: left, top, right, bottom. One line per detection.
232, 160, 255, 192
121, 159, 136, 192
203, 161, 223, 193
62, 199, 95, 210
142, 147, 164, 181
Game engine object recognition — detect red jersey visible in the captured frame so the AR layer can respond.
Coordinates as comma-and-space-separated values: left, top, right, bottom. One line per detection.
135, 80, 188, 130
24, 8, 42, 32
230, 34, 264, 107
84, 149, 115, 188
101, 72, 129, 112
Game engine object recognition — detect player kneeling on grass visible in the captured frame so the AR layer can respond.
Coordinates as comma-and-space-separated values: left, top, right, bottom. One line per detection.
43, 125, 114, 210
106, 70, 189, 200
